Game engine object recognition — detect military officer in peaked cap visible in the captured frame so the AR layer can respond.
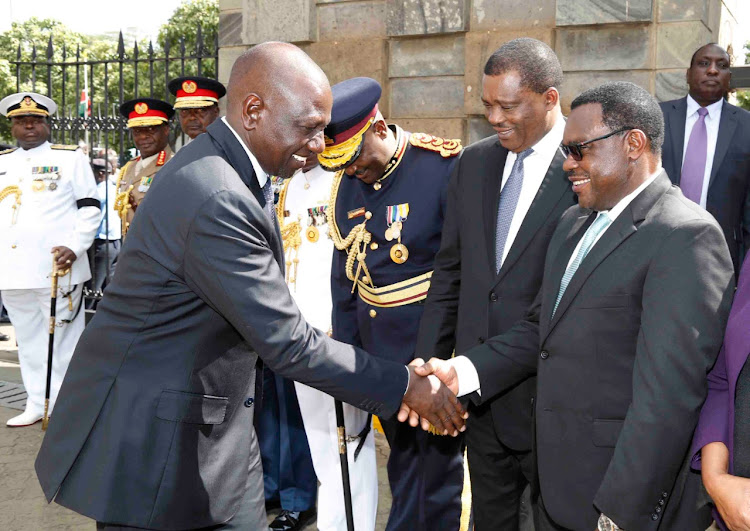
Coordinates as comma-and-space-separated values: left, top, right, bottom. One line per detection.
0, 91, 100, 427
115, 97, 174, 237
322, 77, 466, 530
168, 76, 225, 140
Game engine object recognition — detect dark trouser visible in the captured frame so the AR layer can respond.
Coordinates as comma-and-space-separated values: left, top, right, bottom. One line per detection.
533, 494, 573, 531
86, 239, 120, 309
379, 415, 464, 531
256, 366, 317, 512
466, 402, 534, 531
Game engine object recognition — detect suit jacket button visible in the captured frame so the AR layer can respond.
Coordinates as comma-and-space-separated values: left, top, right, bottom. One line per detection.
244, 397, 254, 407
540, 350, 549, 360
651, 513, 659, 521
489, 292, 498, 302
658, 499, 664, 506
478, 336, 485, 344
655, 506, 662, 514
661, 491, 668, 498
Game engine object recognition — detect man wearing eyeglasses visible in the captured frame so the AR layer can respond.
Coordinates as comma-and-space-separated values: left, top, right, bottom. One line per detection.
411, 81, 734, 530
168, 76, 225, 140
413, 38, 575, 529
660, 43, 750, 276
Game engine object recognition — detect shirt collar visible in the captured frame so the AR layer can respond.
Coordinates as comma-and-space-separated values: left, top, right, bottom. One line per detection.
686, 94, 723, 120
19, 141, 51, 154
221, 116, 267, 188
599, 168, 662, 221
529, 111, 566, 156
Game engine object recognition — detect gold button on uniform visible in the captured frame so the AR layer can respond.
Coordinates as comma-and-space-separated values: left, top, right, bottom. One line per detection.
370, 242, 378, 250
365, 211, 372, 220
11, 244, 17, 249
369, 309, 377, 318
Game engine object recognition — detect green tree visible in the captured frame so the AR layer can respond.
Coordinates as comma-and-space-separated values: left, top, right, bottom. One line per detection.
158, 0, 219, 79
737, 43, 750, 111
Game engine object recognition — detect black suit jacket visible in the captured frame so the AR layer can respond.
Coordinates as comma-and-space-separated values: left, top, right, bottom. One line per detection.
34, 120, 408, 529
661, 97, 750, 273
415, 134, 575, 451
464, 173, 734, 529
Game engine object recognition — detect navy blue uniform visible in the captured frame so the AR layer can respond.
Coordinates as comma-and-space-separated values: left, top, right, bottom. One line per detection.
330, 125, 465, 530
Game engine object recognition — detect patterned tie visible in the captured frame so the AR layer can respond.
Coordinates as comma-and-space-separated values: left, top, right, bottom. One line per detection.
495, 148, 533, 272
680, 107, 709, 204
262, 176, 275, 222
552, 212, 612, 318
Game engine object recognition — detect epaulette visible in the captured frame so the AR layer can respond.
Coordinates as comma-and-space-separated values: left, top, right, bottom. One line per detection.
409, 133, 462, 157
0, 147, 18, 156
50, 144, 79, 151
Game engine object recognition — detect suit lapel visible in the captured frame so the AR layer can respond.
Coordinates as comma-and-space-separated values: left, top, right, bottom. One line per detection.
709, 101, 738, 188
542, 172, 672, 342
495, 149, 568, 285
483, 139, 509, 270
668, 98, 687, 183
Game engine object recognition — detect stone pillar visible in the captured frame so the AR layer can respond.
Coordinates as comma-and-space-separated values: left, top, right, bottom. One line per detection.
218, 0, 743, 145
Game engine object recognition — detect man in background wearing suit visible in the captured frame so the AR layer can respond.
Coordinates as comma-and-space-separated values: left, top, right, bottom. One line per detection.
415, 38, 575, 529
410, 81, 735, 530
34, 42, 466, 531
660, 43, 750, 274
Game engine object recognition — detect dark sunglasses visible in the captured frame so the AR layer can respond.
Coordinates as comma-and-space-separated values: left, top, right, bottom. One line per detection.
560, 127, 632, 161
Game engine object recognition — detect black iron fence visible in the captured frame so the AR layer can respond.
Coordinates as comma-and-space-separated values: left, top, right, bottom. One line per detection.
9, 28, 219, 307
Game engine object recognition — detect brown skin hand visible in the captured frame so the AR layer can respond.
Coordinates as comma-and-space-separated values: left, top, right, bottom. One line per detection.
687, 44, 731, 108
51, 246, 77, 269
562, 103, 656, 212
130, 123, 170, 159
178, 104, 220, 139
11, 115, 50, 150
402, 365, 467, 436
481, 70, 560, 153
343, 120, 397, 185
224, 42, 331, 180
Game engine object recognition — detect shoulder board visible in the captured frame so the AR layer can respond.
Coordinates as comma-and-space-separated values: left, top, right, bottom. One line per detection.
156, 150, 167, 166
50, 144, 79, 151
409, 133, 462, 158
0, 147, 18, 156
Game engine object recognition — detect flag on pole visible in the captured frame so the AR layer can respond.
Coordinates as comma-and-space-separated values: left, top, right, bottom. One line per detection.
79, 65, 91, 117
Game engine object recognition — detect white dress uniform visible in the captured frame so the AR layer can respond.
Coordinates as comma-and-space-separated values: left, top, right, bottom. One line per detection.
0, 141, 100, 421
278, 164, 378, 531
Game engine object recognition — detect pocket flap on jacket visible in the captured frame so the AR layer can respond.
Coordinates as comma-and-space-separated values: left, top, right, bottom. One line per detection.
156, 390, 228, 425
592, 418, 624, 448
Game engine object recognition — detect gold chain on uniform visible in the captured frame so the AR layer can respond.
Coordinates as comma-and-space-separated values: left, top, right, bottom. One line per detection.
326, 170, 374, 290
114, 161, 135, 237
277, 178, 303, 290
0, 185, 22, 225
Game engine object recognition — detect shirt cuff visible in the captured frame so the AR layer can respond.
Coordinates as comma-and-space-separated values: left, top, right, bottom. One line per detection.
448, 356, 481, 397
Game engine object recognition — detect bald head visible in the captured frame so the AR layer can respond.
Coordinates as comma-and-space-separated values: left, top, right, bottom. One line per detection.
225, 42, 332, 179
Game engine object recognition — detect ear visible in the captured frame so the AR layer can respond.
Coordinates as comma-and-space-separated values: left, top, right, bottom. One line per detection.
626, 129, 648, 162
544, 87, 559, 110
373, 119, 389, 138
241, 93, 262, 131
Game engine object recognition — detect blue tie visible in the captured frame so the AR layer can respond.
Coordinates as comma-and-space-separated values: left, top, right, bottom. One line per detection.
552, 212, 612, 318
262, 177, 275, 222
495, 148, 533, 273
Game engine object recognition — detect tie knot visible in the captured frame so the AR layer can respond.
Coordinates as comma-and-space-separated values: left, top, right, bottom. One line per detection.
697, 107, 708, 118
592, 212, 611, 232
516, 148, 533, 162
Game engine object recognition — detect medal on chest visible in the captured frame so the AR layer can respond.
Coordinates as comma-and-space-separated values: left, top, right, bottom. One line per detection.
138, 176, 153, 193
306, 205, 328, 242
31, 166, 61, 192
385, 203, 409, 264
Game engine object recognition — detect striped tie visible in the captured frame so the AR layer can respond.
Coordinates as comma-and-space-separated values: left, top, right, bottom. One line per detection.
552, 213, 612, 318
262, 177, 275, 222
495, 148, 533, 272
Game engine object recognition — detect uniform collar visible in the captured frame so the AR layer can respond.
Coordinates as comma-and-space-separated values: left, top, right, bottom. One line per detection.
18, 140, 51, 154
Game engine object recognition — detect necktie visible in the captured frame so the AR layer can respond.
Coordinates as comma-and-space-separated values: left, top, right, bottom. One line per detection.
262, 177, 275, 222
495, 148, 533, 272
680, 107, 709, 204
552, 212, 612, 318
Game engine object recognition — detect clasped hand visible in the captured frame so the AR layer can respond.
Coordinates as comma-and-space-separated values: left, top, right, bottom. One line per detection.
399, 357, 465, 437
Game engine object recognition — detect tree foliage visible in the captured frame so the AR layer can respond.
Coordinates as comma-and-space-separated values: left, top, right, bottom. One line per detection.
737, 43, 750, 111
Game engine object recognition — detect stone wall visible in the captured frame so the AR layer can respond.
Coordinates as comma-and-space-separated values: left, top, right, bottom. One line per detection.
219, 0, 743, 144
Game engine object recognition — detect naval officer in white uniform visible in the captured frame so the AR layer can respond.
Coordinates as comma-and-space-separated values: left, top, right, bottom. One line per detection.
278, 158, 378, 531
0, 92, 100, 427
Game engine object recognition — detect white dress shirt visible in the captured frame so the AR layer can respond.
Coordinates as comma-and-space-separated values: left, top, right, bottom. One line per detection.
221, 116, 268, 188
96, 179, 122, 240
451, 169, 662, 398
681, 95, 723, 208
498, 113, 566, 266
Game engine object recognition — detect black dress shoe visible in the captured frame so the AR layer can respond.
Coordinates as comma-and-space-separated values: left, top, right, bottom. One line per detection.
265, 498, 281, 512
0, 333, 9, 341
268, 507, 316, 531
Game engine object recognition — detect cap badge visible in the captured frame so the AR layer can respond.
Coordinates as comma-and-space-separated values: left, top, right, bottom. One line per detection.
182, 80, 197, 94
20, 96, 38, 110
134, 102, 149, 114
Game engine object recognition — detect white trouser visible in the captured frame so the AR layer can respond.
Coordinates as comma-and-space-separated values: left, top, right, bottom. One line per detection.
1, 284, 84, 415
294, 382, 378, 531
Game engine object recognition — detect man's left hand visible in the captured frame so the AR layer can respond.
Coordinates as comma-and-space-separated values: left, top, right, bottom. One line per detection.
52, 246, 77, 270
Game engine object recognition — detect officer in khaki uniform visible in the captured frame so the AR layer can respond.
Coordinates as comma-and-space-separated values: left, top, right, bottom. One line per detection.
322, 78, 466, 531
115, 98, 174, 235
0, 92, 100, 427
168, 76, 225, 140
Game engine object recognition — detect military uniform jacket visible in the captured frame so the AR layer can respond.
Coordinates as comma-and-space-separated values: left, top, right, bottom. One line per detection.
0, 142, 100, 290
116, 146, 173, 224
330, 126, 460, 364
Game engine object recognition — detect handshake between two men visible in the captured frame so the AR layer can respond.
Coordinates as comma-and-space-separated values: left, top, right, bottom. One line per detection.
400, 358, 462, 435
